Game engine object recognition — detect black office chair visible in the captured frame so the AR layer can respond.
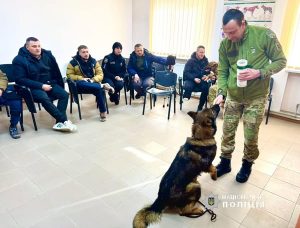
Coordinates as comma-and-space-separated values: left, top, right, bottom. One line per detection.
67, 78, 109, 120
142, 70, 177, 120
265, 77, 274, 125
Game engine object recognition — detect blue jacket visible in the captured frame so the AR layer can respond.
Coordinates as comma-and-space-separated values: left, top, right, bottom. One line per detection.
183, 52, 209, 81
12, 47, 64, 89
127, 49, 167, 79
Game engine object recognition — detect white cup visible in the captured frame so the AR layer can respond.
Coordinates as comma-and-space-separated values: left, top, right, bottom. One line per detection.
237, 59, 248, 87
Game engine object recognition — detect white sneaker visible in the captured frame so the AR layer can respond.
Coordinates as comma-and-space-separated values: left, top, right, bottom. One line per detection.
183, 97, 189, 101
64, 120, 77, 132
53, 122, 70, 132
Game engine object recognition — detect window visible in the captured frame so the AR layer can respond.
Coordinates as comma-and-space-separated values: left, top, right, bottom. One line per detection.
150, 0, 217, 59
281, 0, 300, 69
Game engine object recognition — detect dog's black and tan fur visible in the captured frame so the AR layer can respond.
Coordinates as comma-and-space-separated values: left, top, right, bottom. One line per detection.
133, 105, 220, 228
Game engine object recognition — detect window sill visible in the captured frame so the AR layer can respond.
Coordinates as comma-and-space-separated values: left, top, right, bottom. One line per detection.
286, 68, 300, 74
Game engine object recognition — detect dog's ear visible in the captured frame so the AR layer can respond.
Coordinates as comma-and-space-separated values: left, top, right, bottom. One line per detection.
187, 111, 197, 120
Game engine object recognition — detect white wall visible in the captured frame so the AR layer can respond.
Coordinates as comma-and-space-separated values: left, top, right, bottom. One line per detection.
132, 0, 150, 49
0, 0, 132, 75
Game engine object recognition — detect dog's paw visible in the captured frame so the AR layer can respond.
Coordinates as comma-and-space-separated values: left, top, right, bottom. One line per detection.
210, 173, 218, 180
210, 172, 217, 181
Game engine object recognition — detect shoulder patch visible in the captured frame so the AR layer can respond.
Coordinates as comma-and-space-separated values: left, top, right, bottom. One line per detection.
266, 29, 276, 39
104, 58, 108, 63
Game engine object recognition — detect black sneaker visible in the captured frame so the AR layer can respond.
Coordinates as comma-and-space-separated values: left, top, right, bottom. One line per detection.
135, 93, 141, 99
9, 126, 21, 139
109, 96, 114, 103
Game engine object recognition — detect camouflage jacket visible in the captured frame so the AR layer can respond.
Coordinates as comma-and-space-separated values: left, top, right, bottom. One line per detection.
218, 25, 286, 101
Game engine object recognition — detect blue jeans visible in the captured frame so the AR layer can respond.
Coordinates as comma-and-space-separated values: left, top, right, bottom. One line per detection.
132, 77, 154, 96
0, 95, 22, 127
76, 81, 106, 113
30, 84, 69, 123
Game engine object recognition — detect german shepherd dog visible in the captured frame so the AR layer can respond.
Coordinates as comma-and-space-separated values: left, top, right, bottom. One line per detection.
133, 104, 220, 228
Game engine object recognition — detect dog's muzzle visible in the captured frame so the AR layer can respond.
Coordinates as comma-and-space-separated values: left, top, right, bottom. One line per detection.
212, 104, 220, 118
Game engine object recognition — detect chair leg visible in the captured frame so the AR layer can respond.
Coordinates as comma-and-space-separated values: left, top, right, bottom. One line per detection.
265, 98, 272, 125
5, 105, 10, 117
174, 92, 176, 113
80, 94, 83, 100
20, 109, 24, 131
77, 102, 82, 120
142, 93, 147, 115
70, 93, 73, 114
150, 94, 152, 110
124, 87, 128, 105
179, 85, 183, 110
168, 95, 172, 120
130, 88, 134, 105
37, 103, 41, 111
31, 112, 38, 131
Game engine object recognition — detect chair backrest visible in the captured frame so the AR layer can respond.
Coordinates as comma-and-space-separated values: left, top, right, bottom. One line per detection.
0, 64, 15, 82
154, 71, 177, 88
152, 62, 167, 71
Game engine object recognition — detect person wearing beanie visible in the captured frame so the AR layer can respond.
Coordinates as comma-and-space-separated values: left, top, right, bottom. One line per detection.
101, 42, 126, 105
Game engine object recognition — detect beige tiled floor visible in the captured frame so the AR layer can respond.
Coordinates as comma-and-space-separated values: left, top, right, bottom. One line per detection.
0, 95, 299, 228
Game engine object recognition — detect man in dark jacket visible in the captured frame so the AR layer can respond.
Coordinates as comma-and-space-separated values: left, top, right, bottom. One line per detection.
67, 45, 111, 122
12, 37, 77, 132
102, 42, 126, 105
127, 44, 170, 99
183, 45, 211, 111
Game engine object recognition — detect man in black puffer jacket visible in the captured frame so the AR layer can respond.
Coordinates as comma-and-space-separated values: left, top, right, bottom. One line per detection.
12, 37, 77, 132
183, 45, 211, 111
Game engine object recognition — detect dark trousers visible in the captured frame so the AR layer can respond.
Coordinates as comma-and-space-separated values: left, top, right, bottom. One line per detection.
183, 80, 210, 110
0, 96, 22, 127
132, 77, 154, 96
31, 84, 69, 123
103, 78, 124, 101
76, 81, 106, 113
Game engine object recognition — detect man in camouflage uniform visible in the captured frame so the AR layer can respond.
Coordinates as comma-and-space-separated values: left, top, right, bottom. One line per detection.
214, 9, 286, 183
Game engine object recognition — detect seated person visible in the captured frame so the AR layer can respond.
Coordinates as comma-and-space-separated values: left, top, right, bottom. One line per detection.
102, 42, 126, 105
67, 45, 113, 122
183, 45, 211, 111
0, 70, 22, 139
127, 43, 174, 99
13, 37, 77, 132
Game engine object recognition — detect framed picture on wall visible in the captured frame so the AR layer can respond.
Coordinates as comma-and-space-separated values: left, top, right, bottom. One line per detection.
224, 0, 275, 28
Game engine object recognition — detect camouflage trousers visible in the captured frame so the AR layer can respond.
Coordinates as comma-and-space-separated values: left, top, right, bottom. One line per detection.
221, 97, 267, 162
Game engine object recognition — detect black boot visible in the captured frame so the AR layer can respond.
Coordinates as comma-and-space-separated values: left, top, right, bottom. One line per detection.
216, 157, 231, 177
236, 159, 253, 183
